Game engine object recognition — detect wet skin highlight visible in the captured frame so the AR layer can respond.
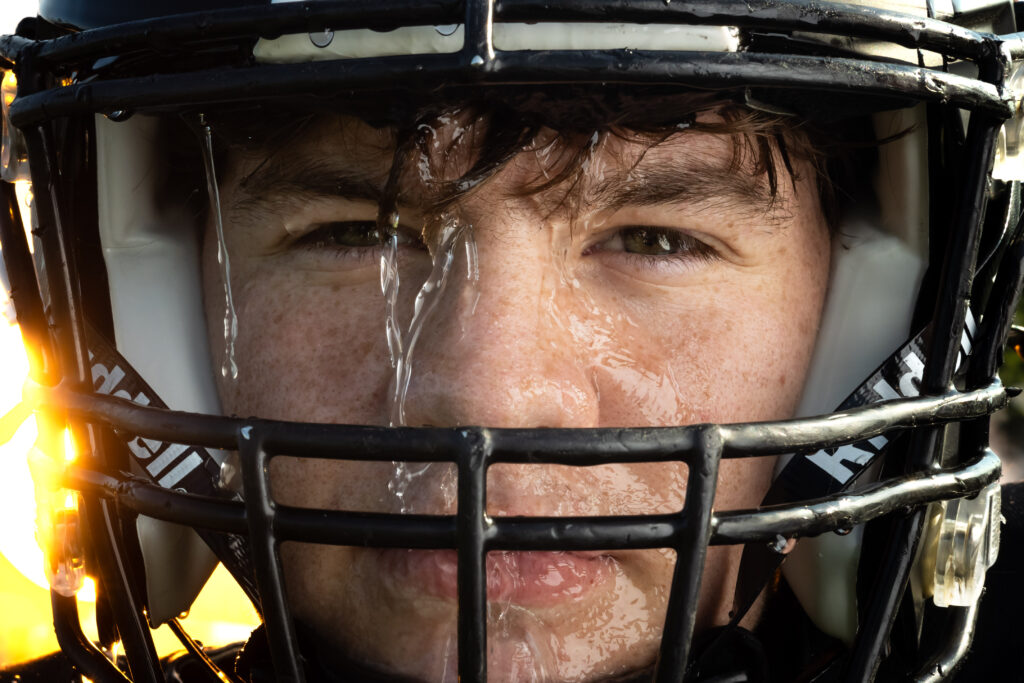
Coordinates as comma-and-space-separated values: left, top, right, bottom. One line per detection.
203, 113, 831, 681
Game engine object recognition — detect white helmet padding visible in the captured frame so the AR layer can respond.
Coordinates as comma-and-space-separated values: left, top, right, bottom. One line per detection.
785, 221, 925, 643
95, 114, 223, 624
782, 106, 928, 644
254, 23, 742, 62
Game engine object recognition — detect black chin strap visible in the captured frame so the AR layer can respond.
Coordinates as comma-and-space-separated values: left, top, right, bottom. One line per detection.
235, 624, 404, 683
685, 625, 770, 683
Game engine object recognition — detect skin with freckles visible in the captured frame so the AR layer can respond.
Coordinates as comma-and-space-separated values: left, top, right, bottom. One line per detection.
203, 111, 831, 681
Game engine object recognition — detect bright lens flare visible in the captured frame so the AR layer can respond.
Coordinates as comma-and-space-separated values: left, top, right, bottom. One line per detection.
2, 70, 15, 108
0, 323, 69, 595
32, 427, 86, 596
0, 69, 256, 658
0, 324, 252, 660
63, 427, 75, 463
0, 262, 95, 602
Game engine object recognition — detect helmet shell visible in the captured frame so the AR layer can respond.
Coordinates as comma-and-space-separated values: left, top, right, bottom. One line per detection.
39, 0, 265, 30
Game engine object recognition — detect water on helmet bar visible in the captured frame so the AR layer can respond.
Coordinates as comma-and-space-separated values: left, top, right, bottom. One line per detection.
201, 115, 239, 382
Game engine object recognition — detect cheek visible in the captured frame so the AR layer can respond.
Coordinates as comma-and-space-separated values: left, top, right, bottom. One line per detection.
588, 235, 830, 427
218, 273, 392, 424
220, 273, 401, 513
689, 272, 826, 423
584, 286, 825, 427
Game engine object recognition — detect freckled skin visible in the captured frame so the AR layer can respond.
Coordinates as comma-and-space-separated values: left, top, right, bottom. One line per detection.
204, 116, 831, 681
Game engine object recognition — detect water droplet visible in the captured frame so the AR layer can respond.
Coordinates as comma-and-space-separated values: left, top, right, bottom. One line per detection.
104, 110, 132, 122
92, 56, 118, 70
217, 455, 241, 492
309, 29, 334, 48
434, 24, 459, 36
464, 230, 480, 316
834, 526, 853, 536
383, 218, 474, 512
389, 216, 465, 427
380, 231, 402, 373
470, 55, 485, 66
199, 114, 239, 381
768, 534, 795, 555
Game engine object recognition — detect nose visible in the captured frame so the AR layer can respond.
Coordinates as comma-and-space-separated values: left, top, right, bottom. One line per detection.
397, 219, 599, 430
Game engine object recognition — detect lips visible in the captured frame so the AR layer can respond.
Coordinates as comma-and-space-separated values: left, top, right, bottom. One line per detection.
376, 548, 614, 608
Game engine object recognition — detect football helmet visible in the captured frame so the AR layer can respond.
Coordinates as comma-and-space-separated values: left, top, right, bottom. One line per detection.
0, 0, 1021, 681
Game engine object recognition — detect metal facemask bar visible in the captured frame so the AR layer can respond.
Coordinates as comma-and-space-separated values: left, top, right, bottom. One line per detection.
1, 1, 1022, 682
13, 371, 1009, 683
0, 1, 1017, 123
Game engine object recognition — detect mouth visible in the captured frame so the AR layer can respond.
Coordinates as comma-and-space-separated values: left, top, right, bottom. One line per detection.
376, 548, 615, 608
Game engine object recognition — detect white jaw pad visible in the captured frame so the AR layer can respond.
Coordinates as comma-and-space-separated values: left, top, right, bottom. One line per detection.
254, 0, 1013, 67
780, 106, 927, 644
254, 23, 741, 63
784, 219, 924, 643
96, 115, 224, 624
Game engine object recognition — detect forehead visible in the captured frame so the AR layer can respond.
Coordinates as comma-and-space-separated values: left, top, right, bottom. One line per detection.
231, 105, 738, 165
223, 109, 780, 221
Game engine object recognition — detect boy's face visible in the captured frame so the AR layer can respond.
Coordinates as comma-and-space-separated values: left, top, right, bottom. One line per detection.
203, 111, 831, 680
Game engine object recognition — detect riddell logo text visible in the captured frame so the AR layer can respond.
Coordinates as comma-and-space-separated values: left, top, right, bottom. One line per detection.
89, 351, 203, 489
805, 314, 976, 484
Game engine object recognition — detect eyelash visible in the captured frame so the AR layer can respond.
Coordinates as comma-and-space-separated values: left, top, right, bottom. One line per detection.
293, 221, 424, 260
585, 226, 719, 270
293, 222, 717, 273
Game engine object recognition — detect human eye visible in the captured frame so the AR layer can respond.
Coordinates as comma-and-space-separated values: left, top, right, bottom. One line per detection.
293, 220, 424, 258
586, 226, 718, 269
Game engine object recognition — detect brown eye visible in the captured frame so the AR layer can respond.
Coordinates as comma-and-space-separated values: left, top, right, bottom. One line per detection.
296, 221, 384, 249
620, 227, 699, 256
296, 222, 422, 250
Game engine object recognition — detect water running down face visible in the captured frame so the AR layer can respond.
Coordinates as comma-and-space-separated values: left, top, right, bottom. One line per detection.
202, 106, 832, 681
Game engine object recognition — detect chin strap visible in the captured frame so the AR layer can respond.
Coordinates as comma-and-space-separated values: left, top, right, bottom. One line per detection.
235, 624, 425, 683
684, 625, 770, 683
85, 323, 261, 609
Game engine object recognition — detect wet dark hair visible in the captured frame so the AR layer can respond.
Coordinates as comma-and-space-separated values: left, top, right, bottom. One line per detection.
166, 86, 878, 233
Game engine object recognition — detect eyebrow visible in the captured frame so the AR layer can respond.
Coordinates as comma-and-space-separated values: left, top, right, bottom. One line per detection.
231, 157, 385, 217
586, 161, 774, 221
233, 152, 778, 224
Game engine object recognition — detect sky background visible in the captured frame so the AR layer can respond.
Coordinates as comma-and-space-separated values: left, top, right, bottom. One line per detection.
2, 2, 38, 34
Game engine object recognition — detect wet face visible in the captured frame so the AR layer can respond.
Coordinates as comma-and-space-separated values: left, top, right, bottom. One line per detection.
203, 111, 831, 681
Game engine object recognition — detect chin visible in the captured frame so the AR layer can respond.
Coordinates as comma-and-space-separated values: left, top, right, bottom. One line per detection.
341, 611, 660, 683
